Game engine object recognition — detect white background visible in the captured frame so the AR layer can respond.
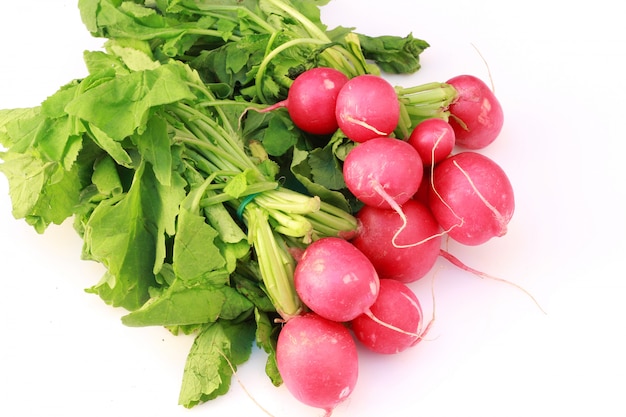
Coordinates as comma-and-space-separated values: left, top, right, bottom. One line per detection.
1, 1, 625, 416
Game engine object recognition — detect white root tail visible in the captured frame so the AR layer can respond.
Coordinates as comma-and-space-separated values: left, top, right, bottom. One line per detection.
470, 43, 496, 93
344, 115, 390, 136
439, 249, 547, 315
452, 160, 508, 236
216, 349, 276, 417
371, 181, 445, 250
429, 153, 465, 235
364, 271, 438, 342
370, 137, 462, 249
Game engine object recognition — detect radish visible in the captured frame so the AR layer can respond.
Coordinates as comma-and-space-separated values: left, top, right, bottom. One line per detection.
351, 279, 424, 354
342, 137, 423, 209
413, 168, 431, 206
446, 74, 504, 149
343, 137, 425, 250
335, 74, 400, 142
253, 67, 349, 135
428, 151, 514, 245
294, 237, 379, 322
351, 199, 442, 283
276, 313, 359, 416
407, 117, 455, 165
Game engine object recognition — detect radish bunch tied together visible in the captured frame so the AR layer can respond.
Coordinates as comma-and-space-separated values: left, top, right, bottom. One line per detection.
0, 1, 520, 415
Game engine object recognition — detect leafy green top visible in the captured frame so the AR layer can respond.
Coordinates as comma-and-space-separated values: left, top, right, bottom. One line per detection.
0, 0, 450, 409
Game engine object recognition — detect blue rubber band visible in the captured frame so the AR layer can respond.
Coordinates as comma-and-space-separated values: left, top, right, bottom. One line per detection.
237, 192, 261, 220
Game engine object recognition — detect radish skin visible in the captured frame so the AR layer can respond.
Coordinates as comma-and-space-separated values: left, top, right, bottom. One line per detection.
351, 279, 424, 354
250, 67, 349, 135
428, 151, 514, 245
413, 169, 431, 205
285, 67, 349, 135
407, 118, 455, 165
294, 237, 380, 322
335, 74, 400, 143
276, 313, 359, 416
351, 199, 441, 283
447, 74, 504, 149
343, 137, 423, 209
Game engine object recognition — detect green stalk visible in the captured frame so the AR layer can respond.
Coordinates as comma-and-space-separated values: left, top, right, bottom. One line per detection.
394, 82, 458, 130
404, 106, 451, 120
179, 4, 277, 35
318, 199, 360, 225
199, 181, 280, 207
185, 81, 244, 138
263, 0, 367, 76
181, 147, 223, 176
172, 103, 259, 173
118, 27, 240, 42
244, 204, 303, 320
305, 206, 359, 239
177, 134, 244, 172
253, 189, 321, 214
396, 82, 457, 106
396, 102, 413, 139
264, 0, 330, 41
341, 32, 377, 75
253, 1, 370, 102
306, 216, 346, 239
255, 37, 329, 103
186, 28, 243, 41
267, 210, 313, 241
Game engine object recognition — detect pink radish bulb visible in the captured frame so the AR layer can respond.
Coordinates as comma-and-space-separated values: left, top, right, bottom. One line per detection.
294, 237, 379, 322
407, 118, 456, 165
253, 67, 349, 135
286, 67, 349, 135
446, 74, 504, 149
351, 279, 424, 354
335, 74, 400, 143
277, 313, 359, 415
428, 151, 514, 245
413, 168, 431, 206
351, 199, 442, 283
343, 137, 423, 209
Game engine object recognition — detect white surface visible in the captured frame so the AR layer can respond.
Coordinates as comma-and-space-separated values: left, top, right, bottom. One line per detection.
1, 1, 625, 416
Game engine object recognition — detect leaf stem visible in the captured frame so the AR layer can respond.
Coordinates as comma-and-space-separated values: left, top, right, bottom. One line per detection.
244, 204, 303, 320
264, 0, 330, 41
255, 37, 329, 103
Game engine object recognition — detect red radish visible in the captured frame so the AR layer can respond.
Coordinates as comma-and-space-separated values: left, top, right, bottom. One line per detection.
351, 199, 442, 283
294, 237, 379, 322
254, 67, 349, 135
413, 168, 431, 206
351, 279, 424, 354
276, 313, 359, 416
343, 137, 423, 209
407, 118, 455, 165
446, 74, 504, 149
343, 137, 424, 250
335, 74, 400, 142
428, 151, 514, 246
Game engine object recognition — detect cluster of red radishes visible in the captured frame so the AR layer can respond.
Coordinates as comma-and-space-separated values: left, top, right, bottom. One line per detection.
271, 68, 512, 416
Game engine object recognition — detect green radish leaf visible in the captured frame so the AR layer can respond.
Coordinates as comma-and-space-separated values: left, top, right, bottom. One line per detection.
178, 321, 255, 408
65, 63, 195, 141
84, 161, 186, 310
173, 206, 227, 284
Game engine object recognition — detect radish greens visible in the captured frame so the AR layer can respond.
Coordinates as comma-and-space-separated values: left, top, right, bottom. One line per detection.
0, 0, 448, 409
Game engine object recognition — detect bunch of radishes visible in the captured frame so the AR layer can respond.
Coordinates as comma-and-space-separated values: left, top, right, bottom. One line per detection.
270, 68, 511, 416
